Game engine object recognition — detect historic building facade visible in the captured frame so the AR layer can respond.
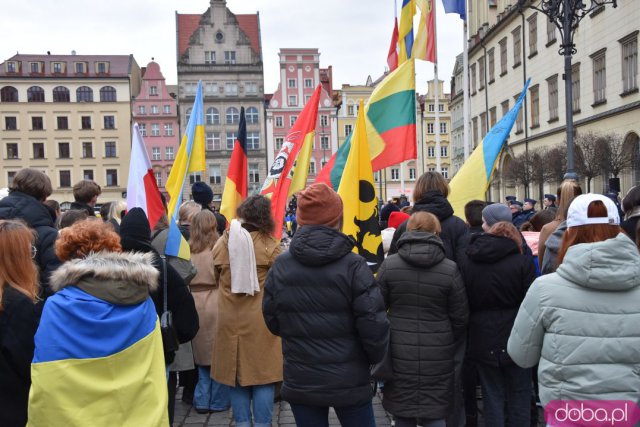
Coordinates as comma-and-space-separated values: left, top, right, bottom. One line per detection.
0, 53, 141, 203
449, 54, 465, 175
176, 0, 266, 202
422, 79, 452, 184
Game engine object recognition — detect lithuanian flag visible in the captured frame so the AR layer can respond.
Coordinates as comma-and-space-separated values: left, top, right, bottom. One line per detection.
317, 59, 416, 190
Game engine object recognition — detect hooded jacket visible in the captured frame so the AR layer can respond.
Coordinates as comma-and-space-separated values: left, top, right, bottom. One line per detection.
0, 191, 61, 298
388, 191, 468, 266
540, 220, 567, 274
460, 233, 536, 367
377, 231, 468, 419
508, 233, 640, 405
263, 225, 389, 407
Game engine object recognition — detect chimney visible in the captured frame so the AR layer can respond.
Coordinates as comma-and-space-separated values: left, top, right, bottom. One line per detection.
71, 50, 76, 56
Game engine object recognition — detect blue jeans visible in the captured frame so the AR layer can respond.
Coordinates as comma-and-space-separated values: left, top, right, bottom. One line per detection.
229, 383, 275, 427
476, 363, 531, 427
290, 400, 376, 427
193, 366, 230, 411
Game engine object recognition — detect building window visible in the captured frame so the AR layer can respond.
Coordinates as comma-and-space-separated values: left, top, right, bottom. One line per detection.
288, 95, 298, 106
499, 37, 508, 76
514, 94, 523, 133
58, 142, 70, 159
409, 168, 416, 180
391, 168, 400, 181
154, 172, 162, 187
249, 163, 260, 184
572, 63, 581, 112
274, 137, 284, 150
304, 78, 313, 88
165, 146, 175, 160
288, 79, 296, 88
33, 143, 45, 159
53, 86, 70, 102
149, 86, 158, 96
472, 117, 478, 146
320, 115, 328, 127
60, 171, 71, 188
32, 117, 44, 130
247, 132, 260, 150
6, 143, 19, 159
164, 123, 174, 136
440, 122, 447, 134
5, 117, 17, 130
56, 116, 68, 130
320, 136, 330, 150
189, 172, 202, 185
205, 51, 216, 64
275, 116, 283, 127
245, 82, 258, 94
528, 13, 538, 56
0, 86, 18, 102
104, 116, 115, 129
530, 84, 540, 127
151, 124, 160, 136
290, 116, 297, 127
621, 33, 638, 93
347, 105, 355, 116
344, 124, 353, 136
99, 86, 116, 102
501, 100, 510, 117
96, 62, 108, 74
305, 160, 314, 176
83, 170, 94, 181
206, 132, 220, 150
106, 169, 118, 187
489, 107, 497, 127
226, 132, 236, 150
226, 107, 240, 124
224, 51, 236, 64
139, 105, 146, 115
30, 62, 40, 73
224, 83, 238, 95
470, 64, 477, 94
151, 147, 161, 161
80, 116, 91, 130
105, 141, 117, 158
428, 146, 435, 157
547, 75, 559, 121
27, 86, 45, 102
488, 48, 495, 82
184, 82, 197, 95
82, 142, 93, 158
427, 123, 434, 134
246, 107, 259, 124
206, 107, 220, 125
76, 86, 93, 102
441, 167, 449, 179
6, 62, 16, 73
591, 49, 607, 104
428, 103, 435, 112
151, 105, 159, 115
513, 26, 522, 67
139, 124, 147, 136
185, 108, 192, 123
441, 146, 448, 157
163, 105, 171, 114
478, 57, 485, 90
206, 165, 220, 185
547, 18, 557, 45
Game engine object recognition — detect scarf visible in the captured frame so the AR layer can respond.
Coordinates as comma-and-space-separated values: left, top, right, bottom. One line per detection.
228, 219, 260, 296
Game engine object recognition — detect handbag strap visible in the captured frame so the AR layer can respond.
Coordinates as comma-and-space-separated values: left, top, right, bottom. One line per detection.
160, 255, 168, 313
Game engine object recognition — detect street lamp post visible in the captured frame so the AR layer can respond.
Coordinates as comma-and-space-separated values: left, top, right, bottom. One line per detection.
518, 0, 617, 180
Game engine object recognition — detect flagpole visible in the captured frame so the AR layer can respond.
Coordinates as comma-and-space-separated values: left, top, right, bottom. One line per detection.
463, 17, 470, 160
433, 0, 441, 173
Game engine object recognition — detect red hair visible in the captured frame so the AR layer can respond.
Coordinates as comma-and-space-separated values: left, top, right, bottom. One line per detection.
488, 221, 523, 254
558, 200, 621, 264
0, 220, 39, 309
56, 219, 122, 261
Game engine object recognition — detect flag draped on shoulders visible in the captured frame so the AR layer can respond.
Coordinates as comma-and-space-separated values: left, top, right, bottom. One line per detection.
261, 85, 322, 236
317, 59, 416, 190
448, 79, 531, 218
219, 107, 247, 227
164, 81, 206, 259
337, 100, 384, 272
126, 123, 165, 229
413, 0, 436, 63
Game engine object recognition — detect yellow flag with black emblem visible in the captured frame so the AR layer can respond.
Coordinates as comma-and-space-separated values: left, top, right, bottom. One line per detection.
337, 100, 384, 272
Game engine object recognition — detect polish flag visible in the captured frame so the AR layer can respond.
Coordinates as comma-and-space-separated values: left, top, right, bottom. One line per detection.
126, 123, 165, 229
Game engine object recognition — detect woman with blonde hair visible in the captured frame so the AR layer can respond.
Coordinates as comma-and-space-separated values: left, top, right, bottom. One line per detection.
188, 210, 230, 413
0, 220, 39, 427
106, 199, 127, 233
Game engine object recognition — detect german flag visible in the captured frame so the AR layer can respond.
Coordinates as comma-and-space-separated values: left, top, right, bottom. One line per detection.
220, 107, 247, 225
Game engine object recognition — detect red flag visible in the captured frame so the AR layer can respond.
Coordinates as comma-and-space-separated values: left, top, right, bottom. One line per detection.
387, 18, 399, 71
219, 107, 247, 226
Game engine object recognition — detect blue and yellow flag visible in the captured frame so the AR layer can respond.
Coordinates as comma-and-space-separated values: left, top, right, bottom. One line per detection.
448, 79, 531, 217
337, 100, 384, 272
398, 0, 416, 64
28, 287, 167, 427
164, 81, 206, 258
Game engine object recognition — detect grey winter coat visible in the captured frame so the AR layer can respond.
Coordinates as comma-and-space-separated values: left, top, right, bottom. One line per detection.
540, 220, 567, 274
508, 233, 640, 405
377, 231, 469, 419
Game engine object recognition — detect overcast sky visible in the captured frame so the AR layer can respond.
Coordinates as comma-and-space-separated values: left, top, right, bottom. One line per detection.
0, 0, 464, 95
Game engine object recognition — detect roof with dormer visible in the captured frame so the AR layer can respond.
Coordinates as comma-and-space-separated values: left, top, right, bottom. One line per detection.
0, 54, 134, 77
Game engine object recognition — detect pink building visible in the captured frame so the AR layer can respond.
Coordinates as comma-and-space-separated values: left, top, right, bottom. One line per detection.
266, 48, 338, 184
132, 61, 179, 197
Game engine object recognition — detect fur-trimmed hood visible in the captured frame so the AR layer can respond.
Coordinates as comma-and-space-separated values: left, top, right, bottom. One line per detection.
50, 251, 159, 305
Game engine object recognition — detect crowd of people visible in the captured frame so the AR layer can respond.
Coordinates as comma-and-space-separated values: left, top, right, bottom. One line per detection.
1, 166, 640, 427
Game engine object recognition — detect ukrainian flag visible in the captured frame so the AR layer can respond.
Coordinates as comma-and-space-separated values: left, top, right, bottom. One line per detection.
28, 287, 168, 427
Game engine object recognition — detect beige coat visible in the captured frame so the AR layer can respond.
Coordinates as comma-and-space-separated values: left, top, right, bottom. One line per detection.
190, 249, 219, 366
211, 231, 283, 387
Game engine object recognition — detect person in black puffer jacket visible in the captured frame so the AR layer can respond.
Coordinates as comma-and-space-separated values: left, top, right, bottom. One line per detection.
378, 212, 468, 426
460, 221, 536, 426
263, 183, 389, 427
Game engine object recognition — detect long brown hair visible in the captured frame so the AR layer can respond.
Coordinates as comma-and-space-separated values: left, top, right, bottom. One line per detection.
488, 221, 523, 254
557, 200, 621, 264
555, 180, 583, 221
0, 220, 39, 309
413, 171, 450, 202
189, 210, 219, 254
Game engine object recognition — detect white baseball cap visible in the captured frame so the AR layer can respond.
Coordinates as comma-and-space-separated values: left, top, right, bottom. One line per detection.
566, 193, 620, 228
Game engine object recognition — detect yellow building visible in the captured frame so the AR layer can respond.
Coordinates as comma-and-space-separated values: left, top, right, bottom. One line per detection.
421, 79, 452, 184
0, 54, 141, 204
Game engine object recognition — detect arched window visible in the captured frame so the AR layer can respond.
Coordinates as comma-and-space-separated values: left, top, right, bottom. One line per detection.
27, 86, 45, 102
185, 108, 192, 124
206, 107, 220, 125
99, 86, 116, 102
0, 86, 18, 102
246, 107, 259, 124
226, 107, 239, 124
76, 86, 93, 102
53, 86, 70, 102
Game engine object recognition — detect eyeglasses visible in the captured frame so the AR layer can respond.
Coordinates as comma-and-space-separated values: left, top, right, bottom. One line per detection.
32, 245, 37, 259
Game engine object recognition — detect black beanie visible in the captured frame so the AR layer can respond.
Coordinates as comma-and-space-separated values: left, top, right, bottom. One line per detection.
192, 182, 214, 206
119, 207, 154, 252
